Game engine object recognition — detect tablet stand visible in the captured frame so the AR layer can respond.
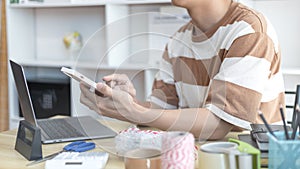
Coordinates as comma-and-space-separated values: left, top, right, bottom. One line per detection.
15, 120, 42, 161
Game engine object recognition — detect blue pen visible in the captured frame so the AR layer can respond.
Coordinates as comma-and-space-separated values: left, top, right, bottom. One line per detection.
297, 105, 300, 135
280, 105, 289, 140
258, 110, 276, 138
291, 105, 300, 139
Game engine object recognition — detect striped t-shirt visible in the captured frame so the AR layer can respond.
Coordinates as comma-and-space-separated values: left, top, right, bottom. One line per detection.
149, 1, 285, 130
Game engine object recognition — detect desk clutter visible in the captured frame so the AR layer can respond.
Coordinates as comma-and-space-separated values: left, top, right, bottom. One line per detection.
115, 127, 195, 169
27, 141, 96, 166
250, 124, 292, 152
239, 124, 294, 167
12, 121, 265, 169
241, 102, 300, 169
115, 126, 260, 169
267, 105, 300, 169
198, 139, 260, 169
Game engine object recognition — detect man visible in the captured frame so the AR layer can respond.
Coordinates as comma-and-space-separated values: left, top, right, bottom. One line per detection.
80, 0, 285, 140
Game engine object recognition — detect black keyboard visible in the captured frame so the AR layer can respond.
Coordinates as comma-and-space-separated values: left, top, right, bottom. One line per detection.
37, 119, 85, 139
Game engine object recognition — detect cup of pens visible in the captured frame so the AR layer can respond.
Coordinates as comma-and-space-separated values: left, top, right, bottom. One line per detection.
259, 104, 300, 169
267, 105, 300, 169
268, 131, 300, 169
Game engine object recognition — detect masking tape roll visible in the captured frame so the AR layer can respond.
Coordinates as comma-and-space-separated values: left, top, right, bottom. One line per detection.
198, 142, 238, 169
161, 131, 195, 169
198, 150, 229, 169
115, 127, 163, 155
124, 148, 161, 169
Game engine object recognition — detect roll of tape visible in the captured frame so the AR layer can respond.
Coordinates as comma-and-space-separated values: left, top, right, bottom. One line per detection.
198, 150, 229, 169
161, 131, 195, 169
124, 148, 161, 169
115, 127, 163, 155
198, 142, 238, 169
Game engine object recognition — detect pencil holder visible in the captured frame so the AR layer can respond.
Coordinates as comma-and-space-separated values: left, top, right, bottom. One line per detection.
268, 131, 300, 169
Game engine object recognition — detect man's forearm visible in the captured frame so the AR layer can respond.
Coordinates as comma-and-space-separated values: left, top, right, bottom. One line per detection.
136, 107, 233, 140
134, 100, 163, 109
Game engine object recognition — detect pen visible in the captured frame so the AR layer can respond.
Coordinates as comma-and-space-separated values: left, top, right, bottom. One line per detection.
279, 105, 289, 140
291, 105, 300, 140
297, 105, 300, 136
258, 110, 276, 138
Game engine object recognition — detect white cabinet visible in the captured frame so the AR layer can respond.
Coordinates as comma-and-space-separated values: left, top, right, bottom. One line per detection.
6, 0, 193, 129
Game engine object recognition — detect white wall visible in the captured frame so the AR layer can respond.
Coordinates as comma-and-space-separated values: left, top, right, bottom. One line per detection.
252, 0, 300, 68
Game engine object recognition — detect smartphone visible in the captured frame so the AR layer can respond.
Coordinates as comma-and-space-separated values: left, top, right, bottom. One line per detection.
61, 67, 97, 90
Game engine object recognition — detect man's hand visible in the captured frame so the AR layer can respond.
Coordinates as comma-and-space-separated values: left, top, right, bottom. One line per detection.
103, 74, 136, 98
79, 82, 147, 123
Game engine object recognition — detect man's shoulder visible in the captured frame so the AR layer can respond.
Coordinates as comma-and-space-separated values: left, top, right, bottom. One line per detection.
232, 2, 270, 33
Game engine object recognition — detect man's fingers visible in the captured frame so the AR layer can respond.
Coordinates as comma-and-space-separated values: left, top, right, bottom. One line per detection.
103, 74, 128, 84
80, 83, 98, 103
102, 74, 114, 81
102, 74, 136, 96
80, 93, 99, 113
114, 85, 136, 97
80, 83, 90, 94
96, 83, 112, 97
106, 80, 116, 88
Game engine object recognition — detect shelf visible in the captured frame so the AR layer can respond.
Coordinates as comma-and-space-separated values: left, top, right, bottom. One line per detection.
282, 67, 300, 75
9, 2, 106, 8
18, 59, 159, 70
108, 0, 171, 5
76, 62, 159, 70
9, 0, 171, 8
19, 59, 75, 67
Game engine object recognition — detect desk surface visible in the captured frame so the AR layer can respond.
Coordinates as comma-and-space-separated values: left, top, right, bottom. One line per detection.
0, 119, 242, 169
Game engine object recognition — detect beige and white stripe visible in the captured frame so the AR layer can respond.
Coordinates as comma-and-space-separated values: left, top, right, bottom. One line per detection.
149, 1, 285, 129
